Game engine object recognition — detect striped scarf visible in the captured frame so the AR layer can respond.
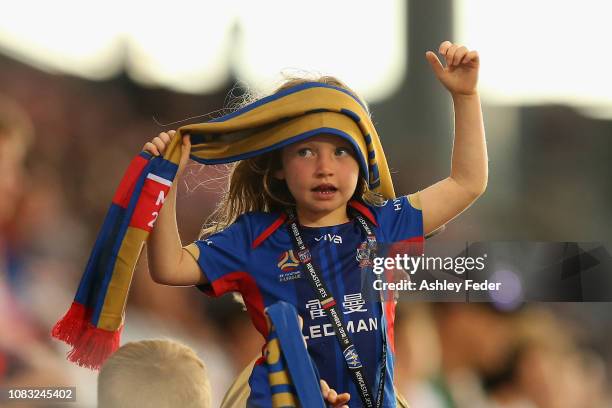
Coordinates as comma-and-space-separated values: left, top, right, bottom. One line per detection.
265, 301, 325, 407
51, 82, 396, 370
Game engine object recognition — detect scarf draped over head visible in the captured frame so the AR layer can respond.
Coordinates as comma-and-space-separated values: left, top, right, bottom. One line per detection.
51, 82, 396, 369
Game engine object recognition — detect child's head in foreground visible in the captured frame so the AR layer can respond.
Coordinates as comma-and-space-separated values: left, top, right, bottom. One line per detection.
98, 339, 211, 408
203, 75, 383, 235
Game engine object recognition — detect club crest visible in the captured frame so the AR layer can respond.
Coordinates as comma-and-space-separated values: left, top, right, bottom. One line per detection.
297, 248, 312, 264
356, 242, 373, 268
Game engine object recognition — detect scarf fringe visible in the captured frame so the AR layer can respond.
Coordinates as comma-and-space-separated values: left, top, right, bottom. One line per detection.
52, 302, 122, 370
66, 323, 123, 370
51, 302, 89, 346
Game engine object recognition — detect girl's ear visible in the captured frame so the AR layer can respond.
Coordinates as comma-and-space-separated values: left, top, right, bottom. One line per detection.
273, 168, 285, 180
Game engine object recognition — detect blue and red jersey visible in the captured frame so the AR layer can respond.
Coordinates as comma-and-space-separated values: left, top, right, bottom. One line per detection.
184, 196, 424, 407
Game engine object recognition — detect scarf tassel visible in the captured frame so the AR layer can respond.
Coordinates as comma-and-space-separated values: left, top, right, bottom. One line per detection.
66, 323, 122, 370
51, 302, 122, 370
51, 302, 89, 345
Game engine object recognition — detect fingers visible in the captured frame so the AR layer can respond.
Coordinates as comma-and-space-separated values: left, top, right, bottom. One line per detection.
425, 50, 445, 78
320, 379, 330, 399
463, 50, 479, 64
320, 379, 350, 408
154, 130, 173, 155
328, 388, 338, 402
182, 133, 191, 148
143, 130, 178, 156
335, 392, 350, 406
143, 141, 160, 156
438, 40, 474, 66
326, 389, 348, 408
181, 133, 192, 155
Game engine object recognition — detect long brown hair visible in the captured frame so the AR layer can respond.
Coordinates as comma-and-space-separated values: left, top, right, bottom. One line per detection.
199, 75, 384, 239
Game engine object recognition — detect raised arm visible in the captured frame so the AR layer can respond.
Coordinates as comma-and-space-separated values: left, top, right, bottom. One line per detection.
416, 41, 488, 236
145, 130, 207, 286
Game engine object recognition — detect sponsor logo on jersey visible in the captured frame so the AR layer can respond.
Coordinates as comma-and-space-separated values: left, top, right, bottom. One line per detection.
304, 317, 379, 340
314, 234, 343, 244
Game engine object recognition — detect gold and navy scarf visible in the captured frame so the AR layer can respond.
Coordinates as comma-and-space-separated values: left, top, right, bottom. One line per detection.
264, 301, 325, 407
51, 82, 396, 370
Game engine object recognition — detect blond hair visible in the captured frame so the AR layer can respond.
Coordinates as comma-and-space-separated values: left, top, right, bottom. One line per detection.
98, 339, 211, 408
200, 75, 383, 238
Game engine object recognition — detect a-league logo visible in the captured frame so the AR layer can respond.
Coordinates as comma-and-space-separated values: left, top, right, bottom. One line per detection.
277, 250, 299, 272
277, 250, 302, 282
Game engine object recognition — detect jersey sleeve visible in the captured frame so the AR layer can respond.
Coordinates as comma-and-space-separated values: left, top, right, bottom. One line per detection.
183, 214, 252, 297
373, 195, 424, 242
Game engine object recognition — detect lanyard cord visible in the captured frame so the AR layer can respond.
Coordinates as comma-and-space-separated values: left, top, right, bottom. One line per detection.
285, 208, 386, 408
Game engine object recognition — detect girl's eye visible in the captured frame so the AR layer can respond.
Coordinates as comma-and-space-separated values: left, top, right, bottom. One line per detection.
335, 147, 350, 156
297, 148, 313, 157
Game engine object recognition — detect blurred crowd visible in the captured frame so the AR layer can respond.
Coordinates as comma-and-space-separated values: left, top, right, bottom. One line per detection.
1, 54, 611, 407
394, 303, 610, 407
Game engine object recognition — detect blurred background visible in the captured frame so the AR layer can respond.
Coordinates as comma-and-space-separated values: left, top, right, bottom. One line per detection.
0, 0, 610, 406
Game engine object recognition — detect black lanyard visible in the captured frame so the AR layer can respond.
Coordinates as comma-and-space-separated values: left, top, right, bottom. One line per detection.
285, 207, 386, 408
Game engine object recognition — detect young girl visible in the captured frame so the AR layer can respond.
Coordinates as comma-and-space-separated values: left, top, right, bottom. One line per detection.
145, 40, 486, 407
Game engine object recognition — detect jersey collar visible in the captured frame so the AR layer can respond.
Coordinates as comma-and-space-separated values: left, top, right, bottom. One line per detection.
251, 200, 378, 249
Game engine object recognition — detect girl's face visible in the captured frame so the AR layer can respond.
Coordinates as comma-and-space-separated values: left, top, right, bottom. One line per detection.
275, 134, 360, 223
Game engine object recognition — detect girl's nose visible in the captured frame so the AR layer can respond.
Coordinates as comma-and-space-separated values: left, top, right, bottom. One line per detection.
315, 152, 335, 176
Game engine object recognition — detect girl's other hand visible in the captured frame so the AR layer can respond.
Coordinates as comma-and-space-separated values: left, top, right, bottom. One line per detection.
143, 130, 192, 175
425, 40, 480, 97
320, 379, 350, 408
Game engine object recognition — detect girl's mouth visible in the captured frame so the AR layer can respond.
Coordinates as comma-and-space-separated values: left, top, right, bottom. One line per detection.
312, 184, 337, 192
311, 184, 338, 199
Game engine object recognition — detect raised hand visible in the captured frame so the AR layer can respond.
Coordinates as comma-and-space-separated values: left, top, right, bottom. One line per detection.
143, 130, 192, 175
425, 40, 480, 97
